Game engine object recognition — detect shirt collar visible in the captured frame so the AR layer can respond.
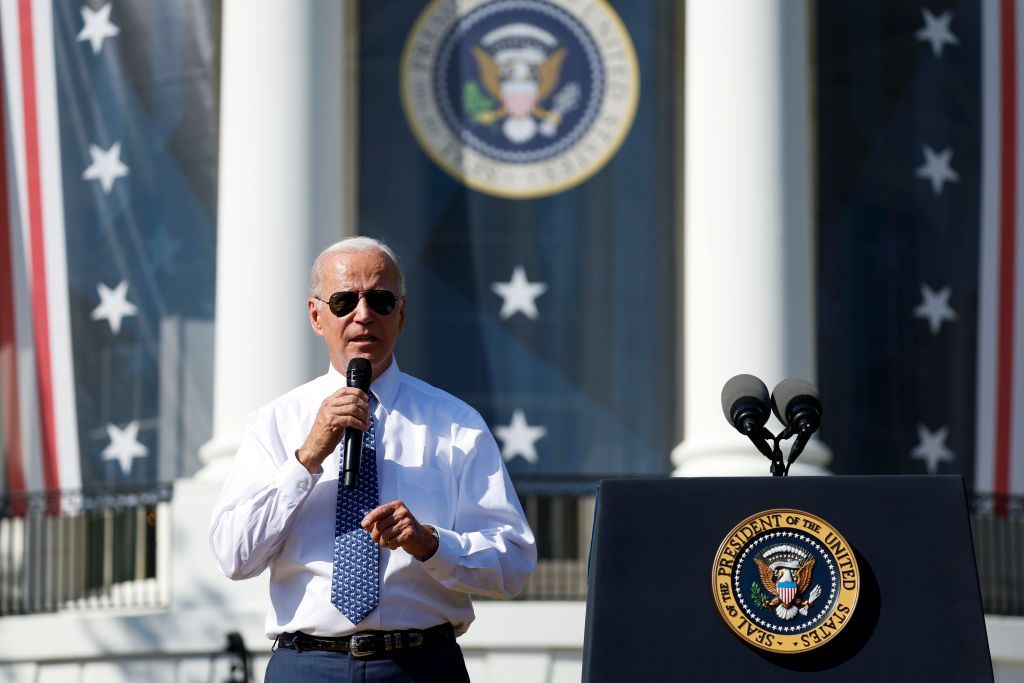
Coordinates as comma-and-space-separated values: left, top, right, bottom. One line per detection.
326, 356, 401, 415
370, 358, 400, 414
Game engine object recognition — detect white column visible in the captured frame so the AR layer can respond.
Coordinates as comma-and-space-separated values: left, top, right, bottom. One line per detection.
672, 0, 830, 476
198, 0, 354, 478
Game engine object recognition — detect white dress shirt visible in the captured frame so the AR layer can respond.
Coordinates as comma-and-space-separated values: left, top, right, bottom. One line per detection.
209, 359, 536, 638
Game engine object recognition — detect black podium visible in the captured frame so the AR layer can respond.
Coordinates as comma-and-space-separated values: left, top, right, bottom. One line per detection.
582, 476, 992, 682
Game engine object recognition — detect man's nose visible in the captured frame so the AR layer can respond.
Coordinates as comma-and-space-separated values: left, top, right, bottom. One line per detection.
352, 295, 374, 321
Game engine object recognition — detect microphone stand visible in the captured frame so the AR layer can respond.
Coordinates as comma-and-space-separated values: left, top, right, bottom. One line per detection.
768, 427, 789, 477
744, 425, 809, 477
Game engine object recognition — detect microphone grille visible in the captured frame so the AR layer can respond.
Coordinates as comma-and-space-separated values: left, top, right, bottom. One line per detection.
721, 374, 770, 424
770, 379, 820, 426
346, 357, 372, 391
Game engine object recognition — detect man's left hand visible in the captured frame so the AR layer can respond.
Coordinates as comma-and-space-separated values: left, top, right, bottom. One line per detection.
362, 501, 439, 561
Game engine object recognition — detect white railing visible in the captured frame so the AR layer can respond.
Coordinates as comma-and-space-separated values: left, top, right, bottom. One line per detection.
0, 485, 172, 616
972, 494, 1024, 616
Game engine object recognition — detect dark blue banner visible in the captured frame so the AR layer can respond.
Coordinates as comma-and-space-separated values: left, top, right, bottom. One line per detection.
816, 0, 982, 488
359, 0, 679, 482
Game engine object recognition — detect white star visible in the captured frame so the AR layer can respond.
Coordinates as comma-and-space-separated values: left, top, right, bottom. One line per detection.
82, 142, 129, 194
490, 266, 548, 320
915, 145, 959, 195
77, 3, 120, 55
913, 283, 957, 334
494, 409, 547, 464
911, 424, 954, 474
915, 9, 959, 58
102, 421, 148, 475
91, 280, 138, 334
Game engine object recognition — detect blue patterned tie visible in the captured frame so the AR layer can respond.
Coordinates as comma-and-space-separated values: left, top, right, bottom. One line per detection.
331, 396, 379, 623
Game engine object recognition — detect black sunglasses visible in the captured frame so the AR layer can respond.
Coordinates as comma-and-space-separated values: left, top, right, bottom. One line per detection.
314, 289, 400, 317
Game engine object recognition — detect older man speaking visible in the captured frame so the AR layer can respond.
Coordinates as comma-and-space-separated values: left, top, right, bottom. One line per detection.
210, 237, 536, 682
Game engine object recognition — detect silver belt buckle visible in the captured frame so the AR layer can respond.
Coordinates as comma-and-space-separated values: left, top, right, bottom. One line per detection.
349, 633, 378, 658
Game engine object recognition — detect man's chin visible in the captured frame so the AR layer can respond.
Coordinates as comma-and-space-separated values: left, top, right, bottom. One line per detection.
345, 343, 379, 359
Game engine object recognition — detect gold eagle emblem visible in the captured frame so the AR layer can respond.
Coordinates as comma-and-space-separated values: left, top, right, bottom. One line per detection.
470, 46, 568, 126
753, 545, 823, 620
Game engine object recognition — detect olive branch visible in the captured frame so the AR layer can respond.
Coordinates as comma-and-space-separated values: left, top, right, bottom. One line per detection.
750, 581, 771, 608
463, 81, 495, 124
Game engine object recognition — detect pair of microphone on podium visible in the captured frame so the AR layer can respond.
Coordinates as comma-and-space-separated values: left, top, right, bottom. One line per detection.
721, 375, 823, 476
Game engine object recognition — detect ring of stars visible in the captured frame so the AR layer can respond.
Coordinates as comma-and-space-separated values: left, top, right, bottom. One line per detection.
732, 530, 837, 633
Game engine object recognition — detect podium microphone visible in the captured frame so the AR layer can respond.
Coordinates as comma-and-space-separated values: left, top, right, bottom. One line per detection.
721, 374, 777, 465
721, 374, 770, 434
342, 357, 372, 489
770, 378, 822, 473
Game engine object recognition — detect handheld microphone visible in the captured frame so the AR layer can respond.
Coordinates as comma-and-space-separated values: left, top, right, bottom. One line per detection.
342, 357, 372, 489
770, 379, 822, 473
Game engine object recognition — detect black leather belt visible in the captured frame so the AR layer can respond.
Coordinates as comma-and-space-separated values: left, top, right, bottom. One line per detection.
275, 623, 455, 658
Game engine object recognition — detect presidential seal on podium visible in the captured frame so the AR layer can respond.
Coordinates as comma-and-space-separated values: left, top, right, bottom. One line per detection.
711, 509, 860, 653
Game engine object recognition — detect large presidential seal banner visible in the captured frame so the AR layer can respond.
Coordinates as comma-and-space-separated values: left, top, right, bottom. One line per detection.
401, 0, 638, 198
358, 1, 679, 486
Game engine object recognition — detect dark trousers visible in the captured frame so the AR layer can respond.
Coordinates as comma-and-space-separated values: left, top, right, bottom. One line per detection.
265, 639, 471, 683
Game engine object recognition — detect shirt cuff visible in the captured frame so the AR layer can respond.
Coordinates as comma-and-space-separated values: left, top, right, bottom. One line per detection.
278, 452, 321, 500
420, 526, 461, 578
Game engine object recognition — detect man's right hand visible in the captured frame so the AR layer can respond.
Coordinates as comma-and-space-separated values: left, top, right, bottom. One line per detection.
295, 387, 370, 473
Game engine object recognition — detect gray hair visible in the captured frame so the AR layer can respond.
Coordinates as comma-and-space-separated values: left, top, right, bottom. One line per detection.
309, 236, 406, 297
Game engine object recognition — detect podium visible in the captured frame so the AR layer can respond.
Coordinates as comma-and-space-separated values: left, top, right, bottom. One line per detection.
582, 476, 992, 682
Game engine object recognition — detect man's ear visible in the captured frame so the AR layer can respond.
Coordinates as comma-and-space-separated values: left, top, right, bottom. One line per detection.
397, 297, 406, 333
308, 299, 325, 337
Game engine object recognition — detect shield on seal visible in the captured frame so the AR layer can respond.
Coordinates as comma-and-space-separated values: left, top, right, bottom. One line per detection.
778, 580, 797, 606
501, 81, 537, 117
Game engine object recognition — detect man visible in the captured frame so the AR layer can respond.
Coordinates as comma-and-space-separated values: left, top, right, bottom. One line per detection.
209, 237, 536, 682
